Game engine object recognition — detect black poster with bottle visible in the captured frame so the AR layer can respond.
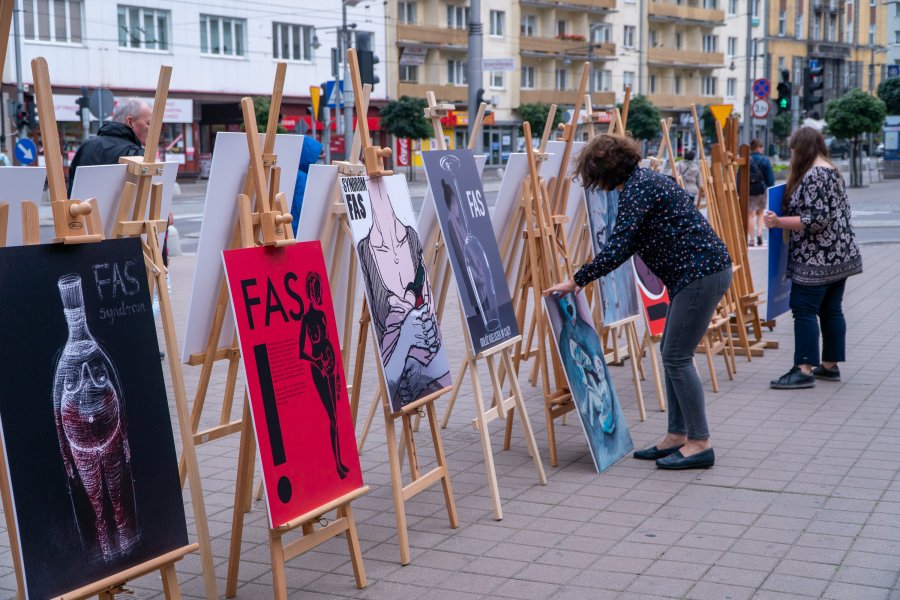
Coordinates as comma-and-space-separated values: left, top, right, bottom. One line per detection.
0, 238, 188, 599
422, 149, 519, 355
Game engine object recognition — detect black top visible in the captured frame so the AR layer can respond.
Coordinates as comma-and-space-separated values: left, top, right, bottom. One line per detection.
67, 121, 143, 196
574, 167, 732, 297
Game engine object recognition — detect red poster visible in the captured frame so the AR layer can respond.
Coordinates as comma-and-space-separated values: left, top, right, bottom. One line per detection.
223, 241, 363, 528
395, 137, 411, 167
633, 254, 670, 338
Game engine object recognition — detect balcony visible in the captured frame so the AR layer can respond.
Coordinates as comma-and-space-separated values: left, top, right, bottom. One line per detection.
520, 35, 588, 56
397, 24, 467, 48
520, 0, 615, 13
398, 83, 467, 104
647, 93, 723, 110
648, 1, 725, 25
520, 90, 615, 107
647, 48, 724, 68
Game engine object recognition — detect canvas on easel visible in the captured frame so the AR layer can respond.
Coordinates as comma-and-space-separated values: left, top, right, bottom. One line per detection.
0, 167, 47, 247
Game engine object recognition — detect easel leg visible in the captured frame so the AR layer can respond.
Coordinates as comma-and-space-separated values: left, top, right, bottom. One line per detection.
340, 504, 368, 588
357, 388, 381, 454
440, 358, 470, 428
383, 410, 411, 565
226, 395, 254, 598
160, 562, 183, 600
645, 332, 666, 412
469, 357, 504, 520
269, 530, 288, 600
498, 349, 546, 485
625, 322, 647, 422
426, 401, 459, 529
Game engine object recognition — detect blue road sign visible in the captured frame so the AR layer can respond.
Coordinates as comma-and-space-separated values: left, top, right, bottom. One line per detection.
752, 78, 770, 99
889, 65, 899, 79
14, 138, 37, 165
809, 59, 820, 70
324, 80, 344, 109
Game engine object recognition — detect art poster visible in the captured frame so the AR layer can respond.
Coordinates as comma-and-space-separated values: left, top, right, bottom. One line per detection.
223, 242, 363, 528
767, 184, 791, 321
633, 255, 670, 338
584, 188, 641, 326
421, 149, 518, 355
544, 292, 633, 473
343, 174, 452, 412
0, 239, 188, 599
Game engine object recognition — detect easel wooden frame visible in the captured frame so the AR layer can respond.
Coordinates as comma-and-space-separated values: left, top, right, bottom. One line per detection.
223, 97, 368, 599
0, 57, 206, 600
409, 92, 546, 521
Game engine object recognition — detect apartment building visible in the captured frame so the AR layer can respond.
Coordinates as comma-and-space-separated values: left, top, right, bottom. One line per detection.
890, 0, 900, 68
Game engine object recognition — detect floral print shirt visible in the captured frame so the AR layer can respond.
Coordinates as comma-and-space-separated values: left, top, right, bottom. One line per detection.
573, 167, 731, 297
786, 166, 862, 285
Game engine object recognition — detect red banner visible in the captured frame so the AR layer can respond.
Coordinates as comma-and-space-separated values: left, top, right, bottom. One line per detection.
223, 242, 363, 527
395, 137, 411, 167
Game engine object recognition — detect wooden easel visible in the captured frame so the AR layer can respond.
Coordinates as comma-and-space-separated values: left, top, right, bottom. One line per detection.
178, 63, 288, 489
409, 92, 546, 521
342, 48, 459, 565
223, 97, 368, 599
0, 56, 204, 600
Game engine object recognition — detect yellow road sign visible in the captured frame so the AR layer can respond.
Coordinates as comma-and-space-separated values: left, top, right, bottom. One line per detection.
710, 104, 733, 129
310, 85, 321, 121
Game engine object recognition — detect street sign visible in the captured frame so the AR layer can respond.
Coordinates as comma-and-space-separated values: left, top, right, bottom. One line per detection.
14, 138, 37, 165
889, 65, 900, 79
752, 78, 770, 98
709, 104, 733, 128
809, 59, 820, 70
751, 98, 770, 119
324, 80, 344, 109
482, 58, 516, 72
88, 88, 115, 121
309, 85, 321, 121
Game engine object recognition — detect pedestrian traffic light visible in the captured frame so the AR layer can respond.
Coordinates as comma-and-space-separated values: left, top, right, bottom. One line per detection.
15, 103, 28, 130
357, 50, 380, 86
803, 65, 824, 113
776, 82, 792, 114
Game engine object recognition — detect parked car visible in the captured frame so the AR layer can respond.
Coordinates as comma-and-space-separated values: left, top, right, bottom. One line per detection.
826, 137, 850, 159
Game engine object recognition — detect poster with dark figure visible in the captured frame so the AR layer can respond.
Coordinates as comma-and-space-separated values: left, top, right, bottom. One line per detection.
584, 188, 641, 326
343, 174, 452, 413
421, 149, 518, 355
223, 241, 363, 527
544, 292, 633, 473
0, 238, 188, 600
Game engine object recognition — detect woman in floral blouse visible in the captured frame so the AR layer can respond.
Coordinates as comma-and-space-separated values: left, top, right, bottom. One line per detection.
765, 127, 862, 389
545, 134, 732, 470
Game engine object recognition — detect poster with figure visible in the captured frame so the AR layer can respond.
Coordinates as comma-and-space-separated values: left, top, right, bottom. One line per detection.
767, 184, 791, 321
584, 188, 641, 326
0, 238, 188, 599
421, 150, 518, 355
544, 292, 633, 472
633, 255, 670, 338
343, 174, 452, 412
223, 241, 363, 528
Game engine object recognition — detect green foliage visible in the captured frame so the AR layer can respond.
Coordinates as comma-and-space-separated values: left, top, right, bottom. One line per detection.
619, 95, 660, 141
877, 77, 900, 115
516, 103, 564, 139
700, 105, 718, 142
773, 111, 793, 141
252, 97, 287, 134
824, 89, 887, 140
379, 96, 432, 140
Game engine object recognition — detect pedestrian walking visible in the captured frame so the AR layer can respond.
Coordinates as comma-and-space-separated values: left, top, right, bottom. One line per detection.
746, 139, 775, 247
544, 134, 733, 470
676, 150, 700, 204
765, 127, 862, 389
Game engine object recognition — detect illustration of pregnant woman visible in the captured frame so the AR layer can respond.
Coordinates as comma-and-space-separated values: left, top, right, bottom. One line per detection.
357, 179, 451, 409
298, 271, 350, 479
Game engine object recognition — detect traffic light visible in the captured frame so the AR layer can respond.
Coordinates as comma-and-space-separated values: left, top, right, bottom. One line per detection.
776, 82, 792, 113
803, 65, 824, 113
357, 50, 380, 86
15, 103, 28, 131
75, 86, 89, 121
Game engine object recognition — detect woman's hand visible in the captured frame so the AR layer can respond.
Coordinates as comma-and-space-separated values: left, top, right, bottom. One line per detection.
543, 279, 582, 297
763, 210, 781, 229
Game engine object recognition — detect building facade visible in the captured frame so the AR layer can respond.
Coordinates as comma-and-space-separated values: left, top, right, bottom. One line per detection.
885, 0, 899, 70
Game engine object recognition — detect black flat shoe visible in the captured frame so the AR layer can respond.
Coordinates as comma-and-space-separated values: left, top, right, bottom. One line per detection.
656, 448, 715, 470
812, 364, 841, 382
634, 444, 684, 460
770, 366, 815, 389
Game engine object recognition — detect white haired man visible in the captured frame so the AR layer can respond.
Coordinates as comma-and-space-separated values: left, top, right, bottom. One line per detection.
67, 97, 151, 196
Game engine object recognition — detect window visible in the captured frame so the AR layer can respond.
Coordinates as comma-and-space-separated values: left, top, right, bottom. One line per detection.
869, 24, 875, 46
649, 29, 658, 47
201, 15, 245, 56
703, 0, 717, 8
592, 69, 611, 92
778, 10, 786, 35
490, 70, 504, 89
728, 0, 737, 16
22, 0, 83, 43
398, 2, 417, 25
399, 64, 418, 83
623, 25, 636, 48
555, 68, 568, 90
828, 15, 836, 41
796, 11, 804, 39
813, 17, 820, 40
844, 3, 853, 42
674, 75, 682, 94
896, 30, 900, 45
675, 31, 683, 49
117, 6, 169, 51
623, 71, 634, 90
521, 66, 536, 89
590, 23, 611, 43
521, 14, 537, 37
727, 77, 737, 97
448, 59, 467, 85
557, 19, 567, 37
702, 76, 717, 96
489, 10, 504, 36
702, 34, 718, 52
272, 23, 314, 61
649, 74, 657, 94
727, 36, 736, 58
447, 5, 468, 29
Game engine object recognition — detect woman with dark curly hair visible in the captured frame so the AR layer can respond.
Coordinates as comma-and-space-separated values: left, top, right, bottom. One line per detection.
545, 134, 732, 470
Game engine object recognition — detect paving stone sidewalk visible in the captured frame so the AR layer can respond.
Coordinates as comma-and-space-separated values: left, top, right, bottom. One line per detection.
2, 242, 899, 600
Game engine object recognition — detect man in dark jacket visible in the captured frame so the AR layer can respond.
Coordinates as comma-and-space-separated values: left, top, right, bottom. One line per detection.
67, 97, 151, 196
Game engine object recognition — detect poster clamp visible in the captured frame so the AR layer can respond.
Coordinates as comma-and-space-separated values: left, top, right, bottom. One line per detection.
223, 97, 369, 600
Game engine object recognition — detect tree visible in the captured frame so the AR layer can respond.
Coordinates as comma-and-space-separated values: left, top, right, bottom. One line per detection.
380, 96, 432, 179
877, 76, 900, 115
824, 89, 887, 187
698, 105, 720, 146
619, 95, 660, 141
773, 112, 793, 149
252, 97, 287, 133
516, 102, 564, 140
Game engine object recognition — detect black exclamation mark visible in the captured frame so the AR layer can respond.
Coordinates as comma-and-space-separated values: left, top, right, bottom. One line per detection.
254, 343, 292, 503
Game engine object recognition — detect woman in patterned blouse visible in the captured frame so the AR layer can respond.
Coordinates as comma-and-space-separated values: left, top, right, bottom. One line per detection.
545, 134, 732, 470
765, 127, 862, 390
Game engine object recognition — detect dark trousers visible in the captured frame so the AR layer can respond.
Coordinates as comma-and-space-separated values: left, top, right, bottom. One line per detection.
660, 267, 733, 441
789, 279, 847, 367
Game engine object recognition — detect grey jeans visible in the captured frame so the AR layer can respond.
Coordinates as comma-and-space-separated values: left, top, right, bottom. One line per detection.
660, 267, 733, 440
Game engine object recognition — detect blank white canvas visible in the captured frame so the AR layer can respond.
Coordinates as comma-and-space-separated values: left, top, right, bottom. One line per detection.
546, 140, 587, 245
181, 132, 304, 364
0, 167, 47, 247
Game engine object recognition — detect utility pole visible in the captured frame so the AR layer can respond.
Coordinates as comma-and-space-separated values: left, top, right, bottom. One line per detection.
13, 0, 25, 130
342, 1, 355, 161
467, 0, 483, 153
743, 0, 753, 145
